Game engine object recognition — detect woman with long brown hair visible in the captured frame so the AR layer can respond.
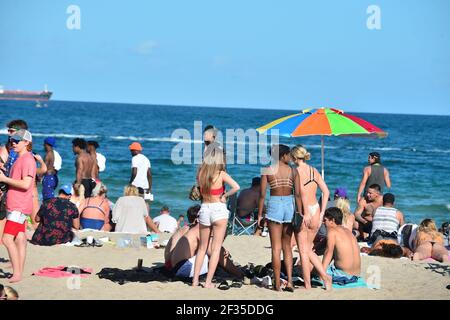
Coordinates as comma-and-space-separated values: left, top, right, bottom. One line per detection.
192, 143, 240, 288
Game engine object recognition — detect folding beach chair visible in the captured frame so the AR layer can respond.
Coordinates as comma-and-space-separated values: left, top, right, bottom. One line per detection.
227, 193, 257, 236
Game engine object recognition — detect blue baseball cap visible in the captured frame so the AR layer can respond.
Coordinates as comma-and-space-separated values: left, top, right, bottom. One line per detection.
334, 187, 348, 199
44, 137, 56, 147
59, 184, 72, 195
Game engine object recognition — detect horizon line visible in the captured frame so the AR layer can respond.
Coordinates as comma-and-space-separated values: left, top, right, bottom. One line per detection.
10, 98, 450, 117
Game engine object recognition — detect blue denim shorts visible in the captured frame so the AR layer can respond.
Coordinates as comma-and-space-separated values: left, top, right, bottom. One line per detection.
266, 195, 294, 224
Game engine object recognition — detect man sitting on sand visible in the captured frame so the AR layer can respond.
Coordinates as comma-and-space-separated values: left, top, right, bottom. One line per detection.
354, 184, 383, 240
165, 205, 244, 280
322, 207, 361, 281
368, 193, 404, 244
31, 184, 80, 246
153, 206, 178, 233
236, 177, 261, 219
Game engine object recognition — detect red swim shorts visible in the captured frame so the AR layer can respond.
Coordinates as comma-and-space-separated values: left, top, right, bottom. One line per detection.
4, 220, 26, 237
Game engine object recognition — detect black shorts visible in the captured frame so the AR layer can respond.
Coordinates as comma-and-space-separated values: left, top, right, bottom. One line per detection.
81, 179, 96, 198
362, 221, 373, 234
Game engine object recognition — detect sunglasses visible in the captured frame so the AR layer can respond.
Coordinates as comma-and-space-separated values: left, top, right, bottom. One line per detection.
10, 138, 22, 145
204, 140, 212, 146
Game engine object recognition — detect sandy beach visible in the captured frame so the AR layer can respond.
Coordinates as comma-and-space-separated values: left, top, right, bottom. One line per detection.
1, 231, 448, 300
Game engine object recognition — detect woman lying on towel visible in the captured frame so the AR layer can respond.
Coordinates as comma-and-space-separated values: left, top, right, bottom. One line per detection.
413, 219, 449, 263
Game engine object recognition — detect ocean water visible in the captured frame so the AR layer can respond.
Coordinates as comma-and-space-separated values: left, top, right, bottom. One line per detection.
1, 100, 449, 226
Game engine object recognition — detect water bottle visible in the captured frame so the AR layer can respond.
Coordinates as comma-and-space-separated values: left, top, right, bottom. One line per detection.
146, 235, 153, 249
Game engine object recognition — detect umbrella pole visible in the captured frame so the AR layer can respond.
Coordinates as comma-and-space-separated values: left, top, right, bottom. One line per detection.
321, 135, 325, 180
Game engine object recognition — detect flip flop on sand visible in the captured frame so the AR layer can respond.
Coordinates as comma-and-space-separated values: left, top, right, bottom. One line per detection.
230, 279, 242, 288
218, 280, 230, 290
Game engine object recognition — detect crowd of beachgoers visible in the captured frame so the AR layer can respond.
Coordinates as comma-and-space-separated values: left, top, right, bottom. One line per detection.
0, 120, 449, 298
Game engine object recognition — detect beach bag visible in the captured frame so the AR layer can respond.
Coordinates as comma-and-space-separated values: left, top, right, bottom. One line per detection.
291, 167, 302, 232
189, 184, 202, 201
0, 193, 6, 220
292, 211, 303, 233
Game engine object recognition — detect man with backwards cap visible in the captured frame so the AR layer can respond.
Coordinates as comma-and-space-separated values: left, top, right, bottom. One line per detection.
129, 142, 153, 202
0, 129, 36, 283
42, 137, 62, 201
356, 152, 391, 203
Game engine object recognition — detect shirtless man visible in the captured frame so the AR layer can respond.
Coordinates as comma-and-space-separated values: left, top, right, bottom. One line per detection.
87, 141, 105, 179
164, 205, 200, 264
72, 138, 96, 198
165, 205, 243, 280
237, 177, 261, 218
322, 207, 361, 277
354, 184, 383, 240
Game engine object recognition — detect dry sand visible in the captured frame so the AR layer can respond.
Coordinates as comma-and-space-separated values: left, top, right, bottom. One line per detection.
1, 232, 449, 300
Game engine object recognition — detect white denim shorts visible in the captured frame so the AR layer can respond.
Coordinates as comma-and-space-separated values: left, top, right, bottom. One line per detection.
198, 202, 229, 226
175, 255, 209, 278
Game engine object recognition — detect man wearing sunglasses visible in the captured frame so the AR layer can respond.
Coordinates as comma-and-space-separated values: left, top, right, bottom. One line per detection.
0, 129, 36, 283
0, 120, 28, 246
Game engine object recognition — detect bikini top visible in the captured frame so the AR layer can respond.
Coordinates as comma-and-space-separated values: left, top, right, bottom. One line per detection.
268, 167, 294, 190
201, 185, 225, 196
303, 166, 318, 187
81, 198, 107, 217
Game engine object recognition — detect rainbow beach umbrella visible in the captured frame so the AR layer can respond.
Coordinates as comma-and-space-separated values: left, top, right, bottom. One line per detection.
256, 108, 387, 179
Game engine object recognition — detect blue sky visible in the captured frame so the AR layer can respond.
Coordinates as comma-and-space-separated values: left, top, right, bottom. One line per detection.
1, 0, 449, 115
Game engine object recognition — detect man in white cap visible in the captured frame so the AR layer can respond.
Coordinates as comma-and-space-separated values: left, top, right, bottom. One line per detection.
0, 129, 36, 283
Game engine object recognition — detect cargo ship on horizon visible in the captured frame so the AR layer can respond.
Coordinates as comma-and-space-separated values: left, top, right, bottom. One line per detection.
0, 85, 52, 101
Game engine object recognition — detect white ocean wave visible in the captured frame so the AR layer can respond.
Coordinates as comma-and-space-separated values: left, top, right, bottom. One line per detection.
0, 128, 98, 139
430, 149, 450, 154
446, 204, 450, 211
110, 136, 204, 144
372, 147, 402, 151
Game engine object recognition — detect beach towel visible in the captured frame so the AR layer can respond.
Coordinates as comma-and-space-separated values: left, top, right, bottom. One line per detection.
97, 267, 169, 285
319, 264, 368, 289
32, 266, 93, 278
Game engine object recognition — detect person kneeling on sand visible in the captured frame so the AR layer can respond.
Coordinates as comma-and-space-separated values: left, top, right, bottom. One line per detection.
165, 205, 244, 281
322, 207, 361, 283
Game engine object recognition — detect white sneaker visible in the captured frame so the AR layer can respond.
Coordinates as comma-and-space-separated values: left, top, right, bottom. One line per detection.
261, 227, 269, 237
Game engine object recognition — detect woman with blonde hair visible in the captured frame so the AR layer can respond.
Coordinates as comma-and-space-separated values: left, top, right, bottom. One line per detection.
192, 143, 240, 288
291, 145, 332, 290
335, 197, 356, 232
78, 181, 111, 231
112, 184, 158, 233
413, 219, 449, 262
70, 182, 84, 211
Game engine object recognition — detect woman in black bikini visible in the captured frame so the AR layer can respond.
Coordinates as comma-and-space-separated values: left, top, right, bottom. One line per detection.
291, 145, 332, 290
413, 219, 449, 262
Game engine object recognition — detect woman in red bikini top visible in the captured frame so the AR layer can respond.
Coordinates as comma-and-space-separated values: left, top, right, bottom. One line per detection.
192, 143, 240, 289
